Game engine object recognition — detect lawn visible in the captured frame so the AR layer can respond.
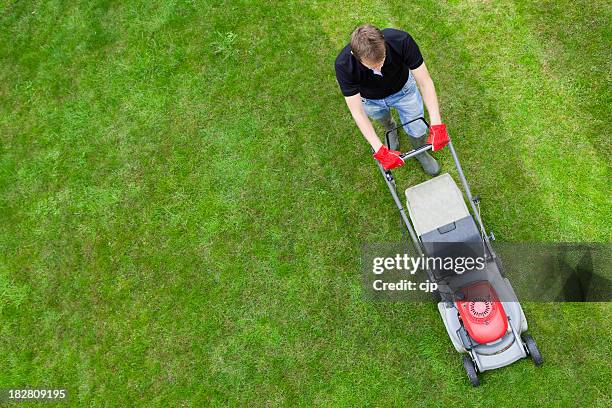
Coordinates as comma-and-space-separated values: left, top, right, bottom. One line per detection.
1, 0, 610, 406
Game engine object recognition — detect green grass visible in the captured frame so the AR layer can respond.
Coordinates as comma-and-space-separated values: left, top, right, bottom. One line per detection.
1, 0, 611, 406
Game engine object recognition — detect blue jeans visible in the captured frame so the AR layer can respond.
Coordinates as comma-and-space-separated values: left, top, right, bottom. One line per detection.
361, 71, 427, 138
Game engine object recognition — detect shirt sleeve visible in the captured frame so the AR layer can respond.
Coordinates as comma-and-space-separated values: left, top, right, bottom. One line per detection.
334, 62, 359, 97
403, 33, 424, 70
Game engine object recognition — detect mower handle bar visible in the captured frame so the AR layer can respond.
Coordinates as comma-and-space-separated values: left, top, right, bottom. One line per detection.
400, 144, 433, 160
383, 117, 433, 159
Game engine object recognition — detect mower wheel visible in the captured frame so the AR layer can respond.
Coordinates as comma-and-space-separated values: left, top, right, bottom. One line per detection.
462, 355, 480, 387
522, 333, 543, 366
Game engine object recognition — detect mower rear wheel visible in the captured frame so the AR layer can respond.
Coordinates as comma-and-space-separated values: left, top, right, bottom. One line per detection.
462, 355, 480, 387
522, 333, 543, 366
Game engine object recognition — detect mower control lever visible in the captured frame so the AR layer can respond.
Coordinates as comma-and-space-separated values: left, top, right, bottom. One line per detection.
385, 116, 434, 160
384, 116, 430, 137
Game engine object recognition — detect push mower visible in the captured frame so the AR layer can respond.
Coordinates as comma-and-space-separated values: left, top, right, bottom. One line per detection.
374, 117, 543, 386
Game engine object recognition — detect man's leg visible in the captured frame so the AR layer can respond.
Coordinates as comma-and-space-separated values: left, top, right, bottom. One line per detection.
389, 73, 440, 176
362, 97, 399, 151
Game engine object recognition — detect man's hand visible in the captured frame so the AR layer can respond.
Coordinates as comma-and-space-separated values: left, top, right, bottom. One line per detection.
373, 145, 405, 170
427, 123, 449, 151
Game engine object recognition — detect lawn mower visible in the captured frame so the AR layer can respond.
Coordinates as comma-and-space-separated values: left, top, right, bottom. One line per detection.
374, 117, 543, 386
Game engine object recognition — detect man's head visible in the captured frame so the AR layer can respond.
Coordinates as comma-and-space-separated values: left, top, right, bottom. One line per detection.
350, 24, 386, 70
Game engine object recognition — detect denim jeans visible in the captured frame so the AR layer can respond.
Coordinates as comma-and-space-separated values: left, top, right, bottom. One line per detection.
361, 71, 427, 138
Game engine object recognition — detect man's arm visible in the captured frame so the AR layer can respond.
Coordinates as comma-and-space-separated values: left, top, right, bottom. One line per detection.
411, 62, 442, 125
344, 94, 383, 152
344, 94, 404, 170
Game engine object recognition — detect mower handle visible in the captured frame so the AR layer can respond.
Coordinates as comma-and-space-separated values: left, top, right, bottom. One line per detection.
399, 144, 433, 160
383, 117, 433, 159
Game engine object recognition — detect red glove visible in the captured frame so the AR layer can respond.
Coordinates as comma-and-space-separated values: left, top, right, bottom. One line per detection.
427, 124, 449, 151
373, 145, 404, 170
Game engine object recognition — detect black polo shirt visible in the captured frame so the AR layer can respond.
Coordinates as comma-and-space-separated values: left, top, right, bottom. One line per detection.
334, 28, 424, 99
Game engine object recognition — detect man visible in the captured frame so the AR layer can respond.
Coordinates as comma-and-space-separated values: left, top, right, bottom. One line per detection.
335, 24, 449, 174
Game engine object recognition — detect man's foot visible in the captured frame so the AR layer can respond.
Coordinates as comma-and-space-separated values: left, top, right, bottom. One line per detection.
409, 135, 440, 176
377, 115, 399, 151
